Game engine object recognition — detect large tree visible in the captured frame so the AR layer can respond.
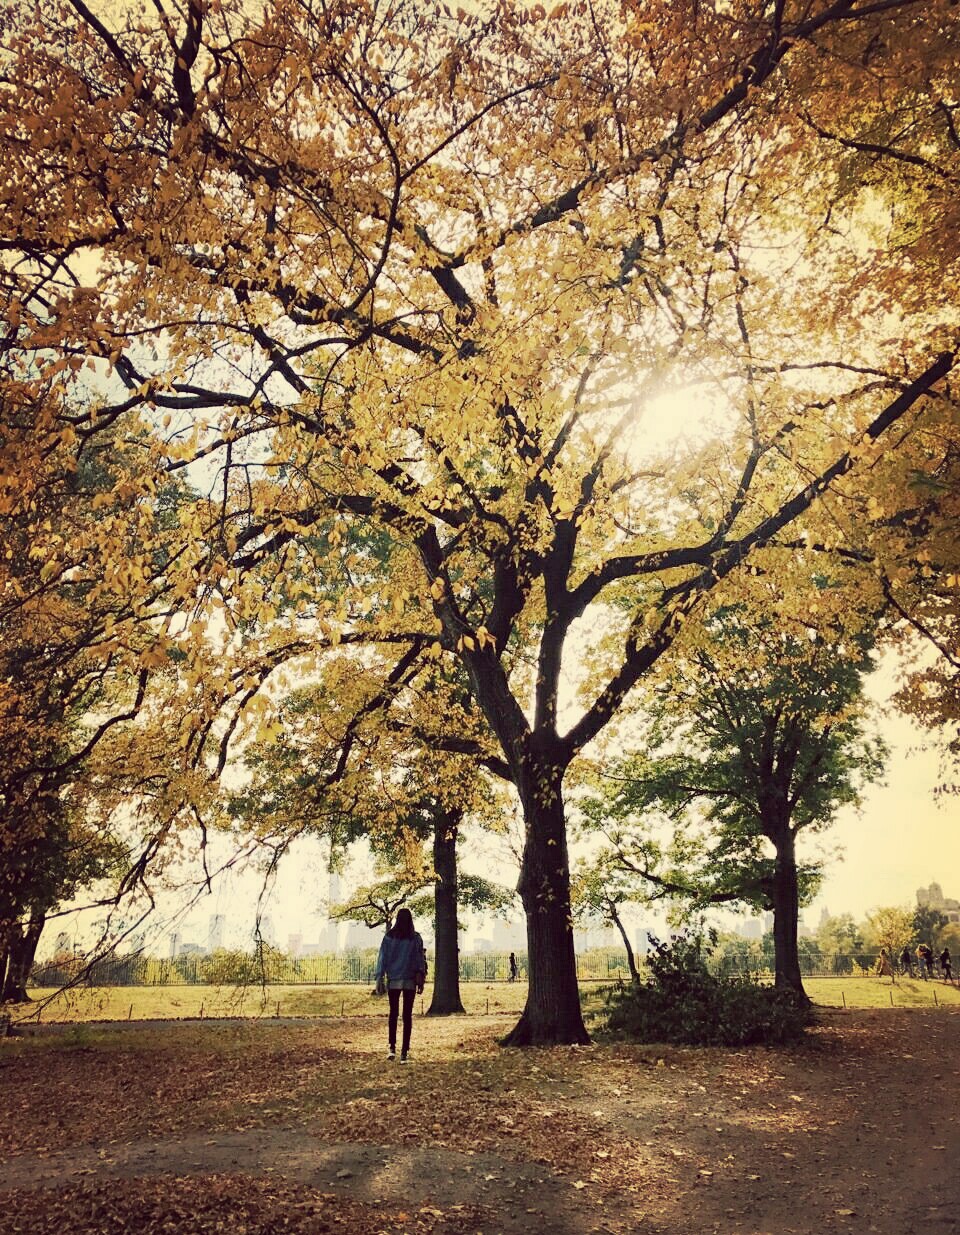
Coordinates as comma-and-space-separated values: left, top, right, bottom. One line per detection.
2, 0, 959, 1042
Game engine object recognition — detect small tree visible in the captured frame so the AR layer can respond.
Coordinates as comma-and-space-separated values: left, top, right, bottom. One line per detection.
572, 856, 645, 983
864, 906, 915, 958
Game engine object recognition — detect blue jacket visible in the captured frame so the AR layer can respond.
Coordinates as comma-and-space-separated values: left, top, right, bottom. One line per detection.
375, 932, 427, 984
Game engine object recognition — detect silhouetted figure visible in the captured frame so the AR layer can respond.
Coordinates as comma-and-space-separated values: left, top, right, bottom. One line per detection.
508, 952, 518, 982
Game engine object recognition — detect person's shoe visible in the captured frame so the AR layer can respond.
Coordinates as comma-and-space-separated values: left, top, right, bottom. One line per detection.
399, 1053, 409, 1064
387, 1048, 396, 1060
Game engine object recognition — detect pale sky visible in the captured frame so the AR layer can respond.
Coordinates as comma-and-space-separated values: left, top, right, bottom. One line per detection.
807, 673, 957, 925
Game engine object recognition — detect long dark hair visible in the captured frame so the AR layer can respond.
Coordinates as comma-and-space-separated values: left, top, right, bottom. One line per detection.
388, 907, 415, 940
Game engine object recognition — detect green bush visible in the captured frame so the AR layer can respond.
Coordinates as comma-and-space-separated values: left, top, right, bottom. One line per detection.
597, 930, 809, 1046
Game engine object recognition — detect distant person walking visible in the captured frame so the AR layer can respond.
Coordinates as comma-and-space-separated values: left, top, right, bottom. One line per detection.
940, 947, 953, 982
374, 908, 427, 1063
876, 948, 894, 981
917, 943, 934, 980
900, 946, 914, 978
508, 952, 518, 982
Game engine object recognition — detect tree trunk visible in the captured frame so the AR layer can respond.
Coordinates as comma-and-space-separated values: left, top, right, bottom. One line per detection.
1, 911, 45, 1003
502, 764, 589, 1046
770, 831, 807, 1001
427, 807, 466, 1016
607, 901, 640, 983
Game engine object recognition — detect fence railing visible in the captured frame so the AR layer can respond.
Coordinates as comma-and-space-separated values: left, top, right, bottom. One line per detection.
29, 948, 634, 988
29, 947, 944, 990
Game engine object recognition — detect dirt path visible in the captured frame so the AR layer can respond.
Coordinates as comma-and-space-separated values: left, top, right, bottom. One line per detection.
0, 1129, 594, 1234
1, 1008, 958, 1234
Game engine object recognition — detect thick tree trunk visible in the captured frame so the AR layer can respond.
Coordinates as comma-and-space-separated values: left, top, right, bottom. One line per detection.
1, 911, 45, 1003
427, 807, 466, 1016
608, 901, 640, 983
770, 831, 807, 1001
502, 766, 589, 1046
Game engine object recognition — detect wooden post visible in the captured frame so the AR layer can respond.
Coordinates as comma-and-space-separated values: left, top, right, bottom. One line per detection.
841, 991, 846, 1008
889, 989, 894, 1007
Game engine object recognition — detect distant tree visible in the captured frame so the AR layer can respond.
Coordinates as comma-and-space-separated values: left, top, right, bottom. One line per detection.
333, 846, 514, 1014
711, 933, 766, 977
864, 906, 915, 958
581, 606, 885, 999
572, 855, 645, 983
1, 785, 128, 1004
227, 661, 510, 1017
912, 904, 949, 951
331, 875, 430, 934
815, 913, 865, 958
938, 923, 960, 961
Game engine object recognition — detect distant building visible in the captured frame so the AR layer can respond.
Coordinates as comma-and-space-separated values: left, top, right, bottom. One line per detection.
177, 942, 205, 956
169, 932, 179, 958
208, 914, 225, 952
491, 919, 525, 952
740, 918, 762, 940
917, 882, 960, 924
343, 921, 372, 951
473, 937, 493, 952
287, 933, 303, 958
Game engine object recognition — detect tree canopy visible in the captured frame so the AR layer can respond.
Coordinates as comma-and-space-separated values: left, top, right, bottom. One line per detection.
577, 603, 886, 994
2, 0, 959, 1039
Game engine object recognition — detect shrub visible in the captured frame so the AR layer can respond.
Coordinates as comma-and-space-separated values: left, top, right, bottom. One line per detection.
597, 930, 809, 1046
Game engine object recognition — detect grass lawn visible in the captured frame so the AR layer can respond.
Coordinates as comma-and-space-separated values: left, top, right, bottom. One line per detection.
803, 974, 960, 1007
13, 980, 535, 1024
11, 972, 959, 1025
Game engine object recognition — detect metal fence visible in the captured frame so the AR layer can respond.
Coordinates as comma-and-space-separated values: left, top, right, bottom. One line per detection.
29, 947, 941, 990
29, 948, 634, 988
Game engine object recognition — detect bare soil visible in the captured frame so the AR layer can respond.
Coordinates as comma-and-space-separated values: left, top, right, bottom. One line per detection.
1, 1007, 958, 1234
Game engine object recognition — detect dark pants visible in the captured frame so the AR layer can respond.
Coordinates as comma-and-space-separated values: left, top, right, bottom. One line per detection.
388, 987, 416, 1054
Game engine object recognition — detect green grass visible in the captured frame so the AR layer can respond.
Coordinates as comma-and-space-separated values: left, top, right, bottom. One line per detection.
803, 975, 960, 1008
11, 974, 958, 1026
13, 980, 536, 1024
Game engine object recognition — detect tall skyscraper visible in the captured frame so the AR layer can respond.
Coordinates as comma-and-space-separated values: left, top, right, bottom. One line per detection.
208, 914, 225, 952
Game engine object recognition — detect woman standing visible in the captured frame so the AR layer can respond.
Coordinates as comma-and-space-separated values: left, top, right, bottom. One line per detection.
375, 908, 427, 1063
